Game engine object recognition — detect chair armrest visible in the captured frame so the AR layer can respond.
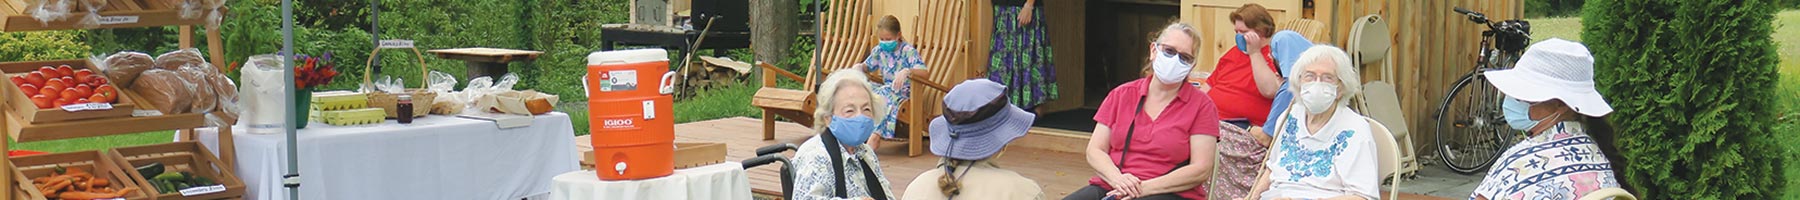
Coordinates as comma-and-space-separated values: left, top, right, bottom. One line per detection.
759, 62, 807, 87
906, 69, 952, 92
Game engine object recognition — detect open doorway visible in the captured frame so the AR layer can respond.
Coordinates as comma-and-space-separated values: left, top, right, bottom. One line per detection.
1031, 0, 1179, 133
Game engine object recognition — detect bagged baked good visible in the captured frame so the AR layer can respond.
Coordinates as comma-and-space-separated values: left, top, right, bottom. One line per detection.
176, 65, 218, 114
154, 49, 207, 70
100, 52, 154, 88
131, 69, 196, 114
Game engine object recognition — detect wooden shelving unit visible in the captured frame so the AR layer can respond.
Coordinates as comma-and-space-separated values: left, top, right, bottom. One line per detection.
0, 1, 234, 199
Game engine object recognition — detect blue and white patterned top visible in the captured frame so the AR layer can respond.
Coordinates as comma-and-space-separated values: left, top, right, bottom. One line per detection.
1471, 122, 1620, 200
1260, 106, 1380, 200
792, 135, 896, 200
862, 42, 927, 139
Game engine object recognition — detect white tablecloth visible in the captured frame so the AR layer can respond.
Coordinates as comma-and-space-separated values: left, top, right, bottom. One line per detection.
550, 162, 752, 200
195, 113, 580, 200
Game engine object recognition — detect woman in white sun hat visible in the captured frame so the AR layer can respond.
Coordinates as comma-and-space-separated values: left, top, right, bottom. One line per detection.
901, 79, 1043, 200
1470, 38, 1624, 200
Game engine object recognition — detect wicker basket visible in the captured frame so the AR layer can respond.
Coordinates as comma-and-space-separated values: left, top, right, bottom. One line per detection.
363, 46, 437, 118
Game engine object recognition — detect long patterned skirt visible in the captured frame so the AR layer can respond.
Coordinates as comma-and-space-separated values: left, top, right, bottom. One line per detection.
1211, 122, 1267, 200
988, 5, 1057, 109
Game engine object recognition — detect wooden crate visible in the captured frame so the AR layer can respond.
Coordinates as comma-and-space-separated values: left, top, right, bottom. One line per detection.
9, 150, 153, 200
109, 141, 245, 200
0, 0, 216, 32
673, 142, 725, 169
0, 59, 140, 123
11, 170, 46, 200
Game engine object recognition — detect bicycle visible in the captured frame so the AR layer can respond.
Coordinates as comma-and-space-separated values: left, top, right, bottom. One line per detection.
1432, 7, 1532, 174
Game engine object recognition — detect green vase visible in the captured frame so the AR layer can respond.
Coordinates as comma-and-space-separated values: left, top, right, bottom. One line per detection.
294, 89, 313, 129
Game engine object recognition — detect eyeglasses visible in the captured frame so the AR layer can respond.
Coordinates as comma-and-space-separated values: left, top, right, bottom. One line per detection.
1299, 71, 1339, 83
1155, 43, 1197, 65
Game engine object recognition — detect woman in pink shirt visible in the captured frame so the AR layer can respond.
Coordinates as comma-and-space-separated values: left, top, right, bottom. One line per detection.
1063, 22, 1221, 200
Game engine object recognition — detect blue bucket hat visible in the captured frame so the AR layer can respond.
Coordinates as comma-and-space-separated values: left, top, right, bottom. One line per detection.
928, 79, 1036, 160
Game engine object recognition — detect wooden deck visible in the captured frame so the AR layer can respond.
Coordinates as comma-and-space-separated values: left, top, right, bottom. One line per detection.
675, 117, 1098, 198
669, 117, 1456, 199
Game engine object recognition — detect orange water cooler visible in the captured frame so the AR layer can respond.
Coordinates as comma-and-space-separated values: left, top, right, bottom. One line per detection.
585, 49, 678, 180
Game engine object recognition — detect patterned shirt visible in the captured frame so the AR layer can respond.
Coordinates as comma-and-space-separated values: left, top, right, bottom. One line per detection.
862, 41, 928, 96
792, 135, 897, 200
1471, 122, 1620, 200
1260, 106, 1380, 200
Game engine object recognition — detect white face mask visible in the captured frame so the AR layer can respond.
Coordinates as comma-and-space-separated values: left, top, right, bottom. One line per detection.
1300, 81, 1338, 115
1152, 50, 1193, 84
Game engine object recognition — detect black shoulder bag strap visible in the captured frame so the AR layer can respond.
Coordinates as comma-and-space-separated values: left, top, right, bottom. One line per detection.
820, 130, 889, 200
1116, 95, 1192, 174
1116, 96, 1147, 169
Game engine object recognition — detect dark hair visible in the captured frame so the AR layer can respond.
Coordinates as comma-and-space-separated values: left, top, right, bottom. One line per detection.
1230, 3, 1276, 37
1581, 116, 1636, 193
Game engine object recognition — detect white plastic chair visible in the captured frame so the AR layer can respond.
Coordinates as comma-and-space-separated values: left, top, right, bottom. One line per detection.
1365, 117, 1404, 200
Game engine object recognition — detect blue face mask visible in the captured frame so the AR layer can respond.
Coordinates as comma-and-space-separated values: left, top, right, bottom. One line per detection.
828, 115, 875, 147
1502, 97, 1536, 131
1235, 34, 1249, 52
878, 40, 899, 52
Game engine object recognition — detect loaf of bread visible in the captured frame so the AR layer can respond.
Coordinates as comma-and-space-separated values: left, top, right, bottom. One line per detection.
103, 52, 154, 88
176, 65, 218, 113
131, 69, 195, 114
154, 49, 206, 70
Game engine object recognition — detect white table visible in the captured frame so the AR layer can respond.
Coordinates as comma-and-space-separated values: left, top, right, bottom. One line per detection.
195, 113, 580, 200
550, 162, 752, 200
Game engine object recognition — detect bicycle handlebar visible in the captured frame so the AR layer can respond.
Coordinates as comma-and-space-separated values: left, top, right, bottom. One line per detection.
1453, 7, 1475, 15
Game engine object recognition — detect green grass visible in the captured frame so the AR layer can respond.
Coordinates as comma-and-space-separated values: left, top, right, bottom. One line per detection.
1528, 16, 1584, 43
6, 131, 174, 153
674, 84, 765, 124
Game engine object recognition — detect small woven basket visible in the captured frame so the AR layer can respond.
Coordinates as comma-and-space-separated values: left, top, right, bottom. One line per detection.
363, 46, 437, 118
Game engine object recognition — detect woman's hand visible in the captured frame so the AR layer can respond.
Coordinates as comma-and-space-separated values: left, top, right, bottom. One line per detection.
1243, 31, 1266, 54
1111, 173, 1144, 198
1249, 126, 1274, 146
891, 69, 910, 91
1017, 4, 1034, 26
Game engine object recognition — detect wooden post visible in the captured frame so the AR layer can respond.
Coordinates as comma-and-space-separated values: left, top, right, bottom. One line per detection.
180, 26, 195, 49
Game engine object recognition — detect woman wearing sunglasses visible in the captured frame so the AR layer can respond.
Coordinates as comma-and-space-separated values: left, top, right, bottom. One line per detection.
1064, 22, 1220, 200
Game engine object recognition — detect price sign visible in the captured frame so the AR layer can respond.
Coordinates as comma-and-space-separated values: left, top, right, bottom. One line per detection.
60, 103, 114, 112
378, 40, 415, 49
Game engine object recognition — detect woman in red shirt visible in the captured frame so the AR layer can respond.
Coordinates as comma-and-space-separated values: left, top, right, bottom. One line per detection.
1063, 22, 1220, 200
1204, 4, 1286, 200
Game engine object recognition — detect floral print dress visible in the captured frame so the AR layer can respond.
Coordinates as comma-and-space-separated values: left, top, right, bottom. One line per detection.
861, 42, 926, 139
1471, 122, 1620, 200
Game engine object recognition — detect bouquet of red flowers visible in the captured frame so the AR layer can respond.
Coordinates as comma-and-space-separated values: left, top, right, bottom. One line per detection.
295, 53, 341, 89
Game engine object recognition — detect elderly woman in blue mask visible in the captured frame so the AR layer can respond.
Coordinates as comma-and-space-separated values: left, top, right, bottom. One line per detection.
791, 69, 897, 200
1472, 39, 1623, 200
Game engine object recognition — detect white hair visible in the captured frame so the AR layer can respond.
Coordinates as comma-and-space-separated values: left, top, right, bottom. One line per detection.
813, 68, 888, 134
1287, 45, 1361, 104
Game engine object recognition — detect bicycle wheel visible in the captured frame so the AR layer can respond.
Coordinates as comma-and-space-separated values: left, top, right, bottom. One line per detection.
1433, 72, 1514, 174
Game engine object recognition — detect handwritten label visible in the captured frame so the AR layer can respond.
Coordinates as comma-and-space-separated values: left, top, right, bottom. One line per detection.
60, 103, 114, 112
98, 16, 139, 25
179, 185, 227, 196
132, 109, 164, 117
378, 40, 415, 49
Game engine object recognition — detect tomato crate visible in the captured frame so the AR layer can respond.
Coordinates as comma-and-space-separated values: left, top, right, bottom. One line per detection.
0, 59, 138, 124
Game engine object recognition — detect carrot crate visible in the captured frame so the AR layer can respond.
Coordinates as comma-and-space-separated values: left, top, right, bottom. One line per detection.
0, 59, 139, 123
109, 142, 244, 200
9, 150, 153, 200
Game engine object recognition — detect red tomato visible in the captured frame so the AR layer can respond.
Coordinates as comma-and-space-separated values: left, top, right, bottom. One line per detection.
55, 65, 75, 78
85, 74, 107, 86
44, 78, 66, 89
59, 77, 73, 85
60, 88, 81, 102
39, 85, 60, 99
74, 84, 93, 97
37, 67, 59, 78
9, 76, 24, 86
74, 69, 92, 78
30, 94, 52, 109
89, 93, 108, 104
52, 98, 70, 107
24, 72, 46, 86
18, 84, 38, 97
